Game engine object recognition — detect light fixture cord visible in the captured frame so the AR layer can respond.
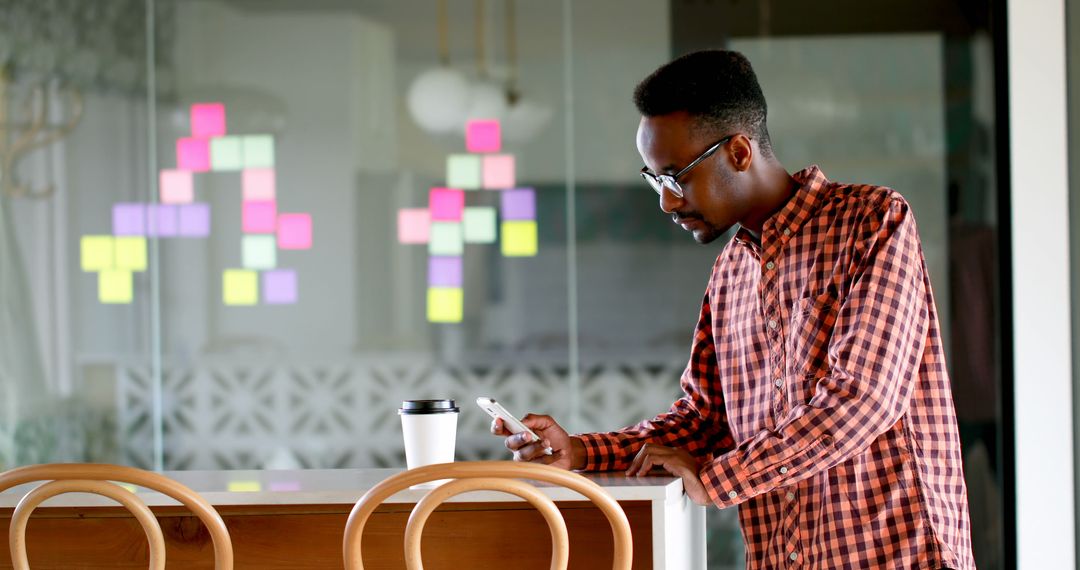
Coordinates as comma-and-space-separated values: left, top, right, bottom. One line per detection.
506, 0, 517, 96
438, 0, 449, 65
475, 0, 487, 77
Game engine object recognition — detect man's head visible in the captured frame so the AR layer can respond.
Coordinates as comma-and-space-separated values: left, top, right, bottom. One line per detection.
634, 50, 777, 244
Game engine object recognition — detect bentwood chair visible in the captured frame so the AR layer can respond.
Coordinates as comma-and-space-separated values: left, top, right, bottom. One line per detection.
342, 461, 633, 570
0, 463, 234, 569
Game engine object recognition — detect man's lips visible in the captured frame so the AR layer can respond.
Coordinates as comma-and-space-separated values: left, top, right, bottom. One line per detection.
673, 214, 702, 230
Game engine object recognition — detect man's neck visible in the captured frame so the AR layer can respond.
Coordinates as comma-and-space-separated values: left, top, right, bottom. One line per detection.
740, 161, 798, 241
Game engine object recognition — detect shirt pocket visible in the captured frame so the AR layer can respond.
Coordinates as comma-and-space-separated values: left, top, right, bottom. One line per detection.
787, 289, 839, 378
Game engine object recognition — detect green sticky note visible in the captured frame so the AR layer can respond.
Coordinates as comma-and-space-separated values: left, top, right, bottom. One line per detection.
210, 136, 243, 171
227, 481, 262, 492
242, 235, 277, 270
99, 270, 133, 304
243, 135, 275, 168
114, 237, 147, 271
81, 235, 114, 271
223, 269, 259, 305
429, 222, 464, 255
501, 220, 538, 257
446, 154, 481, 190
427, 287, 463, 322
463, 207, 497, 243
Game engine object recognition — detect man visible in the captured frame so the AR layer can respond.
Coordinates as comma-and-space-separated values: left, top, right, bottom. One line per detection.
494, 50, 975, 569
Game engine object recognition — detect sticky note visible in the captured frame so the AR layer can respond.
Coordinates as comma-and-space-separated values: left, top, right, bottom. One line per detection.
242, 168, 276, 201
81, 236, 114, 271
177, 138, 210, 172
446, 155, 481, 190
210, 136, 243, 171
466, 119, 501, 153
159, 169, 193, 204
223, 269, 258, 305
227, 481, 262, 493
191, 103, 226, 138
501, 188, 536, 220
269, 481, 302, 492
482, 155, 515, 190
242, 235, 277, 269
462, 207, 496, 243
429, 222, 463, 256
429, 256, 463, 287
114, 237, 148, 271
99, 270, 133, 304
429, 188, 465, 221
243, 201, 277, 233
398, 209, 431, 244
263, 270, 297, 304
427, 287, 463, 323
277, 213, 312, 250
113, 203, 146, 236
147, 204, 179, 237
243, 135, 275, 168
501, 220, 538, 257
178, 203, 210, 237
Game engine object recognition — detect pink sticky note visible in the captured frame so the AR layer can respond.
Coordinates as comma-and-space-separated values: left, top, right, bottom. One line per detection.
242, 201, 277, 233
466, 119, 501, 153
177, 138, 210, 172
482, 155, 515, 189
277, 213, 312, 250
191, 103, 226, 138
398, 209, 431, 244
159, 169, 194, 204
242, 168, 276, 201
429, 188, 465, 221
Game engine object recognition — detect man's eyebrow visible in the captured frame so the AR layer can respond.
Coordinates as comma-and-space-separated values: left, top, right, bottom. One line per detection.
644, 163, 679, 175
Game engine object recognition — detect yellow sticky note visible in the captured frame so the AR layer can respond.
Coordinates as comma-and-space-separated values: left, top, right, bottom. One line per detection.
99, 270, 133, 304
114, 237, 148, 271
427, 287, 463, 323
81, 235, 114, 271
223, 269, 259, 305
227, 481, 262, 492
501, 221, 538, 257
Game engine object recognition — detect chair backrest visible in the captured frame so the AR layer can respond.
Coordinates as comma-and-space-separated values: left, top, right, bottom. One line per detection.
0, 463, 233, 569
342, 461, 632, 570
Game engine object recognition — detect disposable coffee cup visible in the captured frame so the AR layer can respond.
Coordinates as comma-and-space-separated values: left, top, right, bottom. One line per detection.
399, 399, 460, 470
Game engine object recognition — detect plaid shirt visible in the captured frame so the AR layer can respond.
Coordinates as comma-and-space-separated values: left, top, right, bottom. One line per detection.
577, 166, 975, 569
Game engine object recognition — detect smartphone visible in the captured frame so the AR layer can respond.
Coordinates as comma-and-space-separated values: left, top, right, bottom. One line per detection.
476, 397, 553, 455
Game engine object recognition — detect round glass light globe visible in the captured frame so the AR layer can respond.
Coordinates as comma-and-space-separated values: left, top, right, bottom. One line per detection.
406, 67, 471, 133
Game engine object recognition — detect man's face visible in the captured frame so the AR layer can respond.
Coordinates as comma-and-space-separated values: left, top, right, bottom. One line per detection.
636, 112, 752, 244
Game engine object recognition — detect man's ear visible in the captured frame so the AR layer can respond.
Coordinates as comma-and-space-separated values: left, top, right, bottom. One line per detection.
729, 134, 754, 172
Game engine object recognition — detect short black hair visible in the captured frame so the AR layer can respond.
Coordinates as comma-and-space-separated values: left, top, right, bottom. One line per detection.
633, 50, 773, 157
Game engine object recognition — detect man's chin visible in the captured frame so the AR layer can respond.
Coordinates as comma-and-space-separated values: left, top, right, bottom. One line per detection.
692, 226, 724, 244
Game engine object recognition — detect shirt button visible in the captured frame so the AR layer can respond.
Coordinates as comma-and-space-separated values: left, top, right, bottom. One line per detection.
728, 491, 738, 499
765, 261, 775, 270
768, 319, 778, 330
774, 378, 783, 388
789, 552, 798, 561
783, 228, 791, 236
786, 492, 796, 501
779, 466, 789, 474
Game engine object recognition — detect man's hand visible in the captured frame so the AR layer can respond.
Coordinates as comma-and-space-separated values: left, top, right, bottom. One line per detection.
491, 413, 584, 470
626, 443, 711, 506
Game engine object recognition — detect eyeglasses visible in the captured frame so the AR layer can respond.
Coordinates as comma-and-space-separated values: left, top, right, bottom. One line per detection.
639, 135, 734, 199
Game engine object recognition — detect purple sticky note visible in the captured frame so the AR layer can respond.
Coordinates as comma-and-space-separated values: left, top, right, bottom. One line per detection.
147, 204, 179, 237
277, 213, 312, 250
429, 187, 465, 221
243, 201, 277, 234
177, 138, 210, 172
466, 119, 501, 153
178, 203, 210, 237
269, 481, 302, 492
428, 256, 463, 287
263, 269, 298, 304
113, 203, 146, 236
191, 103, 226, 138
501, 188, 536, 220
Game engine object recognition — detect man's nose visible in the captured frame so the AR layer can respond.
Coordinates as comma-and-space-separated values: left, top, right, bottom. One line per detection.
658, 187, 684, 214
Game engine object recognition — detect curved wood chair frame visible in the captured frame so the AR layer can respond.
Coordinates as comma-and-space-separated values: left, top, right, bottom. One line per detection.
0, 463, 233, 569
343, 461, 632, 570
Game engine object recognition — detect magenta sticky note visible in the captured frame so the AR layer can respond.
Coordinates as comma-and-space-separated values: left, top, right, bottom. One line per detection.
501, 188, 536, 220
112, 203, 146, 236
466, 119, 501, 153
178, 203, 210, 237
242, 168, 276, 201
159, 169, 194, 204
398, 209, 431, 244
277, 213, 312, 250
263, 269, 298, 304
177, 138, 210, 172
191, 103, 226, 138
428, 256, 463, 287
147, 204, 179, 237
429, 188, 465, 221
482, 154, 515, 189
243, 201, 277, 234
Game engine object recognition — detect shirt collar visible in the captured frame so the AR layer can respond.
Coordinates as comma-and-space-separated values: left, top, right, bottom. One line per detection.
733, 165, 829, 247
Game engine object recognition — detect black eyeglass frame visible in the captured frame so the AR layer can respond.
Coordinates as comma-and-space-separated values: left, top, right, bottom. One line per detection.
639, 135, 735, 198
